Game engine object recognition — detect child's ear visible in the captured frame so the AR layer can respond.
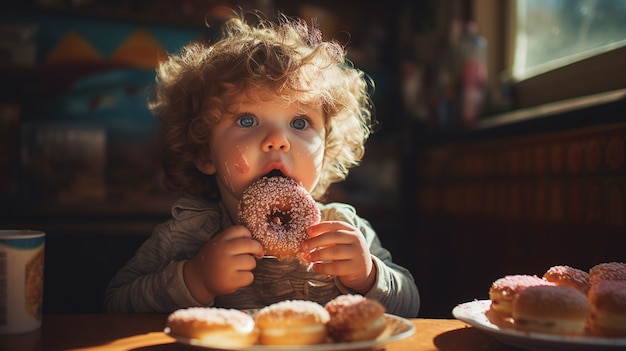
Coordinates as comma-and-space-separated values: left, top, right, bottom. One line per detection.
195, 159, 217, 175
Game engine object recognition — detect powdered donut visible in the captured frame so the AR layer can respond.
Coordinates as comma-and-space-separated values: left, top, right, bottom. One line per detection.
325, 294, 387, 342
489, 275, 555, 318
512, 285, 590, 335
254, 300, 330, 345
238, 176, 321, 259
589, 262, 626, 285
588, 280, 626, 337
166, 307, 259, 347
543, 265, 591, 295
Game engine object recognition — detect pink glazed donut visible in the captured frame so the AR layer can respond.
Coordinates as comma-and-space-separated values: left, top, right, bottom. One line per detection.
238, 176, 320, 259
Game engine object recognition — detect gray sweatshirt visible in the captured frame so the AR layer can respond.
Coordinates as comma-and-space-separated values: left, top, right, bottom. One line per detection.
103, 196, 420, 317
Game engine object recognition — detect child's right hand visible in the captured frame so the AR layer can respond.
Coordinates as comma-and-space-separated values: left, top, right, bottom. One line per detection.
183, 225, 264, 305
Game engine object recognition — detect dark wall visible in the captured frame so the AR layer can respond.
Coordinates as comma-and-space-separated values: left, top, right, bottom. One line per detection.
408, 98, 626, 318
43, 233, 147, 314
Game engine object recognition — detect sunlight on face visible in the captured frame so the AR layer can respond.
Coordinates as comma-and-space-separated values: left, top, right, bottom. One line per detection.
200, 89, 326, 217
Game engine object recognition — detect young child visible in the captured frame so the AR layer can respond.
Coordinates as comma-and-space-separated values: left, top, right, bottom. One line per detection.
104, 13, 420, 318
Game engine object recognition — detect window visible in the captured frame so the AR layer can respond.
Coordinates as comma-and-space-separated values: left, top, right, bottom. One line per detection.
514, 0, 626, 81
476, 0, 626, 109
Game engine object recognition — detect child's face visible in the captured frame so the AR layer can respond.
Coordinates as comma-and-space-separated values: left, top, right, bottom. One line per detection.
197, 88, 326, 211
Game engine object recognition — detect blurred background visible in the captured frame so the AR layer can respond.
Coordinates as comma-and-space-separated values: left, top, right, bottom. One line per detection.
1, 0, 625, 317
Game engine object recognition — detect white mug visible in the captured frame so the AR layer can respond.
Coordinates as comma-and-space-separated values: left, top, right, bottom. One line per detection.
0, 230, 45, 334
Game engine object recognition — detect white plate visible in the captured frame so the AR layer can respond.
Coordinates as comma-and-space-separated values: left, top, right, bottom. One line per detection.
452, 300, 626, 351
166, 313, 415, 351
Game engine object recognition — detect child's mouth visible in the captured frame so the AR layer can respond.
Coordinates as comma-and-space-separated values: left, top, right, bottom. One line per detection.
264, 169, 285, 178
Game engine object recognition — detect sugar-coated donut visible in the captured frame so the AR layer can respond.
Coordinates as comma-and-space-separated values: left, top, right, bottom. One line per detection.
588, 280, 626, 337
254, 300, 330, 345
512, 285, 590, 335
166, 307, 258, 347
489, 275, 554, 318
238, 176, 321, 259
325, 294, 387, 342
543, 265, 590, 295
589, 262, 626, 285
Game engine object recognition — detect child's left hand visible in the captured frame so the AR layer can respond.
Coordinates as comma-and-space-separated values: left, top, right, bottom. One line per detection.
301, 221, 376, 294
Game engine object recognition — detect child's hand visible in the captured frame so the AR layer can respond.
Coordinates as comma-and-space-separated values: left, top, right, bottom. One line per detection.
183, 225, 264, 304
301, 221, 376, 294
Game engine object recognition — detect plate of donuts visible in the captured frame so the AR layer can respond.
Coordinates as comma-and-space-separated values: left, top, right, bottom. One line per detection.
165, 296, 415, 351
167, 313, 414, 350
453, 300, 626, 351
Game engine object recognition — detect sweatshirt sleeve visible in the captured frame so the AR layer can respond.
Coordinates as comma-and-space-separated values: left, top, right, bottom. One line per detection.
320, 203, 420, 318
103, 198, 226, 313
102, 222, 202, 312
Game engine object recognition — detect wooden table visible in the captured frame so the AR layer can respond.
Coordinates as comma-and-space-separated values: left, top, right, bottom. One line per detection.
0, 314, 515, 351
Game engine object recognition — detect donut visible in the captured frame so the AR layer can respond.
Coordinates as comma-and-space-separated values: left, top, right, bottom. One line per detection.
512, 285, 590, 335
589, 262, 626, 285
166, 307, 258, 347
324, 294, 387, 342
254, 300, 330, 345
588, 280, 626, 337
238, 176, 321, 260
542, 265, 590, 295
488, 275, 554, 318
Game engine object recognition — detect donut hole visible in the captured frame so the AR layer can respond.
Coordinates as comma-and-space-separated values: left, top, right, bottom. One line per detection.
268, 210, 292, 231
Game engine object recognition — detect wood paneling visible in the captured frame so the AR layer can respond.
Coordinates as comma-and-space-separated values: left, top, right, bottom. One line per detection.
411, 121, 626, 317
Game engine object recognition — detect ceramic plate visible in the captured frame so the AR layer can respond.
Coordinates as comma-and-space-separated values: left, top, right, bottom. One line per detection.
166, 313, 415, 351
453, 300, 626, 351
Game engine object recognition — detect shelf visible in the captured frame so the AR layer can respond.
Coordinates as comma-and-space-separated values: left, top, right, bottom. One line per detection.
423, 89, 626, 145
472, 88, 626, 132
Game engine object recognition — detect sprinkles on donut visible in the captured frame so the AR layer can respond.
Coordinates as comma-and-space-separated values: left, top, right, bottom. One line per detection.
238, 176, 321, 260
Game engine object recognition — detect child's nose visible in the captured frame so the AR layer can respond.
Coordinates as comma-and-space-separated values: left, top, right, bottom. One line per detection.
262, 128, 290, 152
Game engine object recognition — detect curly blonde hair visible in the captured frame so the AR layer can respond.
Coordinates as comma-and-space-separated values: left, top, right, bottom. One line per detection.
150, 13, 374, 200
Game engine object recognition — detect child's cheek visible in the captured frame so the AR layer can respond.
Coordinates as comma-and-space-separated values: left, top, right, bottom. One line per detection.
233, 145, 250, 173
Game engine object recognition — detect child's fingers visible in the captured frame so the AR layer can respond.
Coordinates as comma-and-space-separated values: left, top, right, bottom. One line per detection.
309, 259, 354, 277
216, 225, 264, 258
221, 224, 253, 239
305, 242, 352, 262
306, 221, 348, 238
221, 236, 264, 259
303, 222, 359, 253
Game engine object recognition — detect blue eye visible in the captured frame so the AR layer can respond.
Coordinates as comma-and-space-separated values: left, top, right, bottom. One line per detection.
236, 114, 257, 128
291, 117, 308, 130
